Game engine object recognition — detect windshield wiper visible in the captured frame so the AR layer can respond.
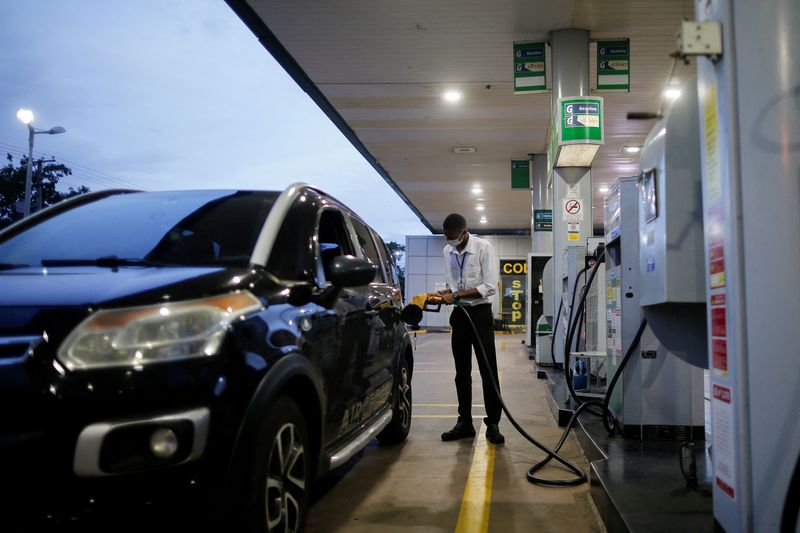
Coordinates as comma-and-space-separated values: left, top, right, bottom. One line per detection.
41, 256, 165, 268
0, 263, 30, 271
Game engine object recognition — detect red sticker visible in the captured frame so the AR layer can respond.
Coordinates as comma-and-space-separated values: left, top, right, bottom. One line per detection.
711, 307, 727, 337
713, 340, 728, 373
716, 477, 735, 498
711, 294, 726, 306
713, 384, 732, 403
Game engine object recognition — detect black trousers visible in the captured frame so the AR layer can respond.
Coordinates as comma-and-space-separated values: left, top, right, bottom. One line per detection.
449, 303, 502, 425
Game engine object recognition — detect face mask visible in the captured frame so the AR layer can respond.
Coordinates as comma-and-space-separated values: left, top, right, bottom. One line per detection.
446, 231, 466, 247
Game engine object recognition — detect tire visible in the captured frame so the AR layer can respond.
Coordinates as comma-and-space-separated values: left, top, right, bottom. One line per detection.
377, 356, 412, 445
241, 396, 311, 533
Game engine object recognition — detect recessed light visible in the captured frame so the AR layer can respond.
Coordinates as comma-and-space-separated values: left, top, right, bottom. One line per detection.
443, 90, 462, 103
598, 186, 609, 194
453, 147, 476, 154
471, 187, 483, 195
476, 205, 485, 211
622, 146, 641, 153
663, 88, 681, 100
479, 218, 488, 224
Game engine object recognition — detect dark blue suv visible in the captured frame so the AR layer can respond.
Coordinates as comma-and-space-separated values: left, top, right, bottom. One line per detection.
0, 184, 413, 532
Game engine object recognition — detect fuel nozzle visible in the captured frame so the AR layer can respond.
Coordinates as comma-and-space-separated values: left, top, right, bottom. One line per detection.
400, 293, 444, 327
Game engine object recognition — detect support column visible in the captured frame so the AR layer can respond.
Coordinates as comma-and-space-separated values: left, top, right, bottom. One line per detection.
549, 28, 592, 365
529, 153, 552, 254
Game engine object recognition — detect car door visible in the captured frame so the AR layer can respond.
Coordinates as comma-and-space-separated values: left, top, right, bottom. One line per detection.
345, 215, 396, 422
314, 207, 374, 444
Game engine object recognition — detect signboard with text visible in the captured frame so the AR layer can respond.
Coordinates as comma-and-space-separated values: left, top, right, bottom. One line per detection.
597, 39, 630, 91
559, 96, 604, 144
511, 160, 530, 188
513, 42, 547, 93
534, 209, 552, 231
499, 259, 527, 328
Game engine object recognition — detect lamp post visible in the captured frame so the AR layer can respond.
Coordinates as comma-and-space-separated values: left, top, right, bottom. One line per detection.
16, 109, 66, 218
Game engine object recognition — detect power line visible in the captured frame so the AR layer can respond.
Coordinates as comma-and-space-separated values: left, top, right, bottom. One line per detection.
0, 141, 140, 189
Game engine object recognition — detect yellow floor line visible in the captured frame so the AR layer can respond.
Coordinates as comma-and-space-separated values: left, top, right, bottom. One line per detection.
454, 420, 494, 533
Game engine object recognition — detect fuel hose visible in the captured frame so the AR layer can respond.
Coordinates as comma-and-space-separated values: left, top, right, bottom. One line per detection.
455, 302, 647, 486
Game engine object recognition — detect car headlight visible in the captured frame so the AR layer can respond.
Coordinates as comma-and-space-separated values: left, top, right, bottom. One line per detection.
58, 291, 263, 370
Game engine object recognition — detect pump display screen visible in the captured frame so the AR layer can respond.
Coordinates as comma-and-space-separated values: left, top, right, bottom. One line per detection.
642, 168, 658, 223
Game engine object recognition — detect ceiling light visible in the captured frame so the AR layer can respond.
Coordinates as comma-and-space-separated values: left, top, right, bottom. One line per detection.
476, 205, 485, 211
443, 90, 462, 103
622, 146, 641, 153
471, 187, 483, 195
479, 217, 488, 224
663, 88, 681, 100
598, 186, 609, 194
453, 147, 476, 154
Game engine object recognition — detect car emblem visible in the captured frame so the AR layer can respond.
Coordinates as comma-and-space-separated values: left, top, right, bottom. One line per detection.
299, 318, 312, 332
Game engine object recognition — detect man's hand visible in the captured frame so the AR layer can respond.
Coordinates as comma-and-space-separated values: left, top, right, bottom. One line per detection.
441, 292, 456, 305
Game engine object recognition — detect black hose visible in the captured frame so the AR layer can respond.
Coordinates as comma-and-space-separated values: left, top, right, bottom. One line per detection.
549, 298, 564, 366
781, 450, 800, 533
565, 267, 588, 355
456, 303, 647, 486
563, 256, 606, 417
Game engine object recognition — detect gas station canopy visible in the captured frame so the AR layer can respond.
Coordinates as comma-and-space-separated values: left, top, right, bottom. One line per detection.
227, 0, 694, 232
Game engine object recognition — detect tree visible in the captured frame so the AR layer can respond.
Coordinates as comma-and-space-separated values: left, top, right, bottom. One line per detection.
0, 154, 89, 229
385, 241, 405, 296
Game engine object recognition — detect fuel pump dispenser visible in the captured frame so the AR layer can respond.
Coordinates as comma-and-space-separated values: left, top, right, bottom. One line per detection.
604, 176, 705, 439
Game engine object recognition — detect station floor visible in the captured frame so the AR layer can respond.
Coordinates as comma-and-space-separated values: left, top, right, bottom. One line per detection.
307, 332, 605, 533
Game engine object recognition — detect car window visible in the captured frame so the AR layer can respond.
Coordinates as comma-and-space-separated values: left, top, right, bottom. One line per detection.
266, 199, 317, 281
349, 217, 385, 283
0, 191, 277, 267
317, 209, 355, 284
374, 232, 398, 286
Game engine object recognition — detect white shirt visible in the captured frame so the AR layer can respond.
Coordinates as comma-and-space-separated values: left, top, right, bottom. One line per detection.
443, 233, 498, 307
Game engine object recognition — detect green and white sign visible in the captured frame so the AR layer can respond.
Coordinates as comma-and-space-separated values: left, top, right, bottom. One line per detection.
597, 39, 630, 92
558, 96, 604, 144
511, 160, 530, 189
534, 209, 552, 232
513, 42, 547, 94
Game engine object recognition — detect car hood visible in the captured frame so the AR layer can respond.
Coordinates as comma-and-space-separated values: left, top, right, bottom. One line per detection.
0, 265, 242, 308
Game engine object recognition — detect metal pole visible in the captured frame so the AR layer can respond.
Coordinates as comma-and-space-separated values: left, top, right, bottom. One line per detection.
23, 125, 34, 218
530, 153, 552, 254
548, 28, 592, 366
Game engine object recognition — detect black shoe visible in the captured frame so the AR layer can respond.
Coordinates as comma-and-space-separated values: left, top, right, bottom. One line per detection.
441, 420, 476, 441
485, 424, 505, 445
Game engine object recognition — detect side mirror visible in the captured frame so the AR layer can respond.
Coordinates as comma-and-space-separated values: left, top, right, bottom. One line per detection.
327, 255, 376, 287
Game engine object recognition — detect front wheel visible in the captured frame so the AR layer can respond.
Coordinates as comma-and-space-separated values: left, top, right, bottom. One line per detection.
377, 356, 412, 445
241, 396, 311, 533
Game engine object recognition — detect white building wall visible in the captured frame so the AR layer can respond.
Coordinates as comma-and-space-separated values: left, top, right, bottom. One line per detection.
405, 235, 533, 329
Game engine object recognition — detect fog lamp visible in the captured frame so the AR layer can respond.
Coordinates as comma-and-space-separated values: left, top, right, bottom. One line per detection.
150, 428, 179, 459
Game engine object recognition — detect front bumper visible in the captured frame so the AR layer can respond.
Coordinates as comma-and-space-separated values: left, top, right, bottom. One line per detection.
73, 407, 211, 477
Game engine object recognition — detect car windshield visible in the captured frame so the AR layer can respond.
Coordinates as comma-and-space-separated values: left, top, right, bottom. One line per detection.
0, 190, 279, 268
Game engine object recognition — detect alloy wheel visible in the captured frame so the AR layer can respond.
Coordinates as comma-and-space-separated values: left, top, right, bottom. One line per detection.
265, 422, 306, 532
398, 366, 411, 429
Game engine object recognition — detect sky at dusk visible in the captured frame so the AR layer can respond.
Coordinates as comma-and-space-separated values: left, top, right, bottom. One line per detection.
0, 1, 430, 244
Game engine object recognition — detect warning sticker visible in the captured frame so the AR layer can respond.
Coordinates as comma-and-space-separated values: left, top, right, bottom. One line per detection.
567, 221, 580, 241
712, 384, 736, 500
562, 198, 584, 222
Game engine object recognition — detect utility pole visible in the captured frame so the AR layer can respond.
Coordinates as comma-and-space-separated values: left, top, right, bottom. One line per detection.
32, 158, 56, 213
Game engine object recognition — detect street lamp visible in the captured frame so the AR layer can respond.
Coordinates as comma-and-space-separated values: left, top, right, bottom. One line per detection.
16, 109, 66, 217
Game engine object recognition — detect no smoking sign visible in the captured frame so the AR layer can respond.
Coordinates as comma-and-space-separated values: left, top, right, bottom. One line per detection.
562, 198, 584, 222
